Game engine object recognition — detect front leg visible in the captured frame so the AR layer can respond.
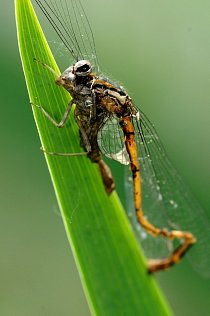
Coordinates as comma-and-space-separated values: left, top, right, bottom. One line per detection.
31, 99, 74, 128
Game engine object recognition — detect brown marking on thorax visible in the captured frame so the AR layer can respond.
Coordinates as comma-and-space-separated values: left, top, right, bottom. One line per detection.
91, 77, 133, 117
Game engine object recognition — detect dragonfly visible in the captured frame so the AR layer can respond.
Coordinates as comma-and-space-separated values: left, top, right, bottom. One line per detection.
33, 0, 210, 276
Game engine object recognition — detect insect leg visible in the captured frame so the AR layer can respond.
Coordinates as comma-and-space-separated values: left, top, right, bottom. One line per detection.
34, 58, 59, 78
86, 90, 115, 194
40, 147, 87, 157
31, 99, 74, 128
32, 99, 85, 155
120, 116, 196, 273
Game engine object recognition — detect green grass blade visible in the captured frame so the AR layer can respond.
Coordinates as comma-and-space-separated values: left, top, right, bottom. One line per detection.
15, 0, 173, 315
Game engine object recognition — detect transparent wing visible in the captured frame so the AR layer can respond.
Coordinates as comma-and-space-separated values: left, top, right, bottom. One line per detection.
34, 0, 99, 69
124, 109, 210, 277
97, 116, 130, 165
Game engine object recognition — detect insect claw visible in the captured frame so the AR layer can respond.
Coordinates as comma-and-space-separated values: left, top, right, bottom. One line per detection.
30, 102, 41, 109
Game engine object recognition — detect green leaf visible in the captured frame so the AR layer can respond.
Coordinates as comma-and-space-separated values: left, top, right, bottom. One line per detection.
15, 0, 173, 315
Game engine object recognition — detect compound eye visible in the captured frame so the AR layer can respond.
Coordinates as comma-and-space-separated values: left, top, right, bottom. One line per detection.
75, 60, 92, 76
77, 64, 90, 73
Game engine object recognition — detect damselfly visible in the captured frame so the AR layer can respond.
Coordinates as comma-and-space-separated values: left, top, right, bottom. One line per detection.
32, 0, 210, 275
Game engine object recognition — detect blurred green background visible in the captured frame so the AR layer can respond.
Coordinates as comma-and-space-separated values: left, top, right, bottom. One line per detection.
1, 0, 210, 315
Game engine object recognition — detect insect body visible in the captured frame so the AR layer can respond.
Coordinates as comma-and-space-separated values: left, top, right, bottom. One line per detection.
34, 58, 195, 273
